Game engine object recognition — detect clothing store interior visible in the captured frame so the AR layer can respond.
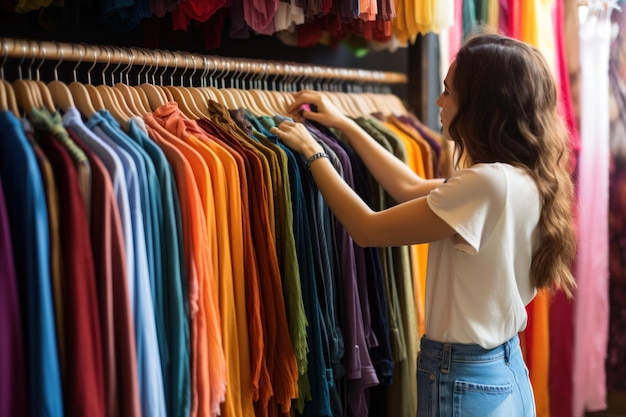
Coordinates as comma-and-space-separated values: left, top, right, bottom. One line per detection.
0, 0, 625, 416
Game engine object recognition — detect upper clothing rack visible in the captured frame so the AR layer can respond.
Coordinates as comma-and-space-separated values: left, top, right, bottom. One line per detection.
0, 37, 408, 86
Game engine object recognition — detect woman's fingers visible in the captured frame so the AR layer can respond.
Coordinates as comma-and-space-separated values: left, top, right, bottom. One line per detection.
287, 90, 325, 114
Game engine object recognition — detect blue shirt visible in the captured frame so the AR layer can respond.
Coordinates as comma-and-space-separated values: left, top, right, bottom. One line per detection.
86, 111, 167, 417
127, 118, 191, 417
0, 110, 64, 417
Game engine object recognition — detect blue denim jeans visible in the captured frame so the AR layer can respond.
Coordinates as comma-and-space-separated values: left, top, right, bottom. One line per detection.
417, 335, 536, 417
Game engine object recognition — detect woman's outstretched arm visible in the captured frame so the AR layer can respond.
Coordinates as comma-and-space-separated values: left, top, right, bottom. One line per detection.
286, 89, 445, 203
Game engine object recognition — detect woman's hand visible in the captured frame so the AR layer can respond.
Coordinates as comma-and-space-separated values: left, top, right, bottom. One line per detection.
287, 90, 351, 129
270, 119, 325, 158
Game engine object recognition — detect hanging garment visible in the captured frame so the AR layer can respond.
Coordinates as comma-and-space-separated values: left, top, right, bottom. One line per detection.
0, 109, 64, 417
0, 174, 28, 417
63, 107, 143, 417
574, 3, 613, 415
126, 118, 191, 417
145, 104, 225, 417
86, 110, 168, 417
30, 109, 107, 417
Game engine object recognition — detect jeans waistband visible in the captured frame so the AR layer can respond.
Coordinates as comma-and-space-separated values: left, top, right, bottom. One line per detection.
419, 335, 519, 374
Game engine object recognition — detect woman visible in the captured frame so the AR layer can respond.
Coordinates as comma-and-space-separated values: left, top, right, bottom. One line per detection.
271, 33, 576, 416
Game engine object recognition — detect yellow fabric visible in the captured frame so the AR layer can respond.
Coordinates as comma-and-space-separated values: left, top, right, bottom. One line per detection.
187, 132, 255, 417
518, 3, 556, 415
520, 0, 557, 75
487, 0, 500, 30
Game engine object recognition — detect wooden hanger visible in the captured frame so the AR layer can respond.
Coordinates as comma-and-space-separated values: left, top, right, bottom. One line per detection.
47, 47, 75, 112
113, 82, 145, 116
243, 63, 277, 116
27, 43, 55, 113
0, 42, 13, 116
177, 56, 210, 118
49, 80, 75, 113
69, 82, 97, 118
17, 42, 45, 112
110, 47, 146, 117
186, 87, 211, 118
66, 46, 99, 118
13, 79, 38, 114
123, 49, 155, 114
160, 52, 205, 119
371, 92, 401, 115
137, 83, 166, 111
11, 45, 44, 113
84, 83, 104, 110
178, 52, 212, 119
249, 89, 276, 116
219, 64, 243, 110
93, 46, 130, 124
165, 85, 198, 119
134, 86, 153, 113
344, 92, 373, 117
0, 80, 8, 113
206, 57, 240, 110
134, 52, 169, 111
34, 80, 55, 113
357, 92, 379, 116
231, 63, 269, 117
2, 80, 20, 117
97, 84, 131, 125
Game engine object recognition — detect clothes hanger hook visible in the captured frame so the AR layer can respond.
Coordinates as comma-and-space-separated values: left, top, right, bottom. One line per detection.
35, 41, 46, 82
83, 44, 98, 85
135, 49, 148, 85
188, 53, 198, 88
200, 55, 209, 88
150, 51, 160, 85
106, 46, 123, 86
17, 42, 26, 80
247, 60, 258, 90
0, 39, 8, 80
122, 47, 134, 85
207, 56, 221, 88
225, 60, 236, 89
176, 51, 188, 87
247, 61, 258, 89
243, 60, 255, 90
212, 57, 228, 89
67, 44, 79, 83
168, 51, 178, 86
155, 50, 169, 86
267, 62, 278, 91
26, 40, 37, 80
100, 46, 112, 86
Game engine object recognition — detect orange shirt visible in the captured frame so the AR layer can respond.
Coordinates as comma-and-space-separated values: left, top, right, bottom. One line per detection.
195, 119, 269, 409
383, 121, 427, 336
144, 104, 225, 417
170, 108, 256, 417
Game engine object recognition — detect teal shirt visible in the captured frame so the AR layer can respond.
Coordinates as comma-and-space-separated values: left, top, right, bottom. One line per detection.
127, 119, 191, 417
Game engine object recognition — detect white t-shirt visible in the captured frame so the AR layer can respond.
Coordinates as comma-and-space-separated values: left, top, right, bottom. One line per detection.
425, 163, 539, 349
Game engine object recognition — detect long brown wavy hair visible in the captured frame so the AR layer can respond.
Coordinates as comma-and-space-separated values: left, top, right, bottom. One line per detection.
448, 32, 577, 297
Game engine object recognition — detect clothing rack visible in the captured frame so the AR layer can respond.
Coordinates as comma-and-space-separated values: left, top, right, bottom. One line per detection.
0, 37, 408, 91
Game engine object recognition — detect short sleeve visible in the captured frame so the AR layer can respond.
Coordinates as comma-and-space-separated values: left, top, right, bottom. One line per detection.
426, 164, 506, 255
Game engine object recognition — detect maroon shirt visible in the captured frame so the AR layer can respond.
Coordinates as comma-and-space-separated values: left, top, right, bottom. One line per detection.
38, 130, 106, 417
